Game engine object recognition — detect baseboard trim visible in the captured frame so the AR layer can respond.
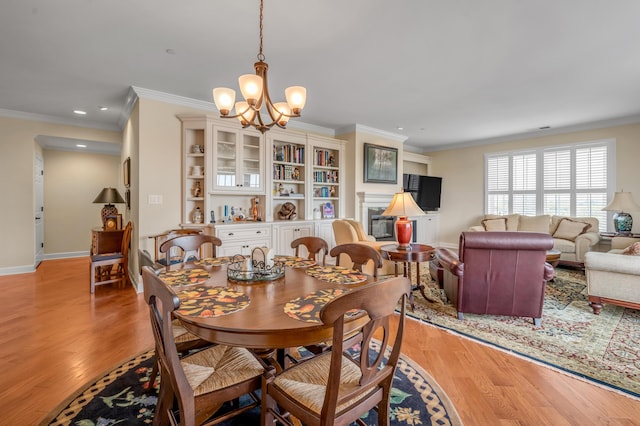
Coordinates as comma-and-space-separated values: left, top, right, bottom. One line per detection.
0, 265, 36, 276
43, 251, 89, 260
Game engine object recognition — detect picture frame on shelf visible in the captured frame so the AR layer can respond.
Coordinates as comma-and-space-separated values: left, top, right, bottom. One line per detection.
363, 143, 397, 184
123, 157, 131, 188
322, 202, 335, 219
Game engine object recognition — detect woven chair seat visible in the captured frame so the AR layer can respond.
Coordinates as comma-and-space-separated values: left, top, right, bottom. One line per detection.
181, 345, 264, 396
172, 320, 203, 344
272, 352, 364, 414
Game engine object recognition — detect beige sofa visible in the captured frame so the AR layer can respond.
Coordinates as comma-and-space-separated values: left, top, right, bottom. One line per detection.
584, 241, 640, 314
331, 219, 396, 276
470, 214, 600, 265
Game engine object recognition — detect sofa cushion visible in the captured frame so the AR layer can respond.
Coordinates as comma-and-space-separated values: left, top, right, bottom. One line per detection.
481, 217, 507, 231
518, 215, 550, 233
550, 215, 599, 235
622, 242, 640, 256
552, 218, 592, 241
484, 214, 520, 231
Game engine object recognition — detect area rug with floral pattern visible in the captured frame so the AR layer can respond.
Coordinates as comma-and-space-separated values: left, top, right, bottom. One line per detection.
41, 341, 462, 426
411, 267, 640, 399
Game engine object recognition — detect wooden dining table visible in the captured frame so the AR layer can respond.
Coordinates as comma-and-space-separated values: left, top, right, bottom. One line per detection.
149, 258, 375, 351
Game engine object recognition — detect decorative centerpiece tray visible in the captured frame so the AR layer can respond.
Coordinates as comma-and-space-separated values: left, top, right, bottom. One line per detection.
226, 251, 285, 282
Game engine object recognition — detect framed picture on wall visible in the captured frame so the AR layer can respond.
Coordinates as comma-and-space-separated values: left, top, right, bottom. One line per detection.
123, 157, 131, 188
363, 143, 398, 184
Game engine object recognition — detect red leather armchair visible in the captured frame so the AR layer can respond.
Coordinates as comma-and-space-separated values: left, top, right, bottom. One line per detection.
436, 231, 555, 326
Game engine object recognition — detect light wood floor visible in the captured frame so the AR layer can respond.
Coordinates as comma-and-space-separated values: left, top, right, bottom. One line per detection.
1, 258, 638, 425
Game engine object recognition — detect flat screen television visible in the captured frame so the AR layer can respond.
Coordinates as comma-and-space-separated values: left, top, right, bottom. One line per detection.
402, 174, 442, 211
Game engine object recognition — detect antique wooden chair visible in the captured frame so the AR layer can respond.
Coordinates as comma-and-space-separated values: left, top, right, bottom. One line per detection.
89, 221, 132, 293
330, 243, 383, 277
149, 228, 202, 266
142, 267, 266, 425
291, 236, 329, 266
159, 234, 222, 269
262, 276, 411, 426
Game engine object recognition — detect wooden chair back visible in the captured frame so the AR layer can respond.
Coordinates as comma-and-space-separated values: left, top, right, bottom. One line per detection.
142, 267, 263, 425
330, 243, 383, 277
262, 276, 411, 425
291, 236, 329, 266
89, 221, 132, 293
159, 234, 222, 269
149, 228, 202, 264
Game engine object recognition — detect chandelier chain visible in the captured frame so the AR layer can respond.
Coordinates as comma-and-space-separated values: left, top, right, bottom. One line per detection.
257, 0, 265, 62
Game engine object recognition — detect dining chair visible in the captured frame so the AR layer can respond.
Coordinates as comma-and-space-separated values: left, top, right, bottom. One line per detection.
330, 243, 384, 277
291, 236, 329, 266
90, 221, 132, 293
150, 228, 203, 266
262, 275, 412, 426
159, 234, 222, 269
141, 266, 267, 425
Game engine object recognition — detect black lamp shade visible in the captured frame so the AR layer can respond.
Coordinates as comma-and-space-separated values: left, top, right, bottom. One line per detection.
93, 188, 125, 205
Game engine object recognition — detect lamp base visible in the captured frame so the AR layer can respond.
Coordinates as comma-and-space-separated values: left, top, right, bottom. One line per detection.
613, 212, 633, 235
101, 204, 118, 227
395, 216, 413, 250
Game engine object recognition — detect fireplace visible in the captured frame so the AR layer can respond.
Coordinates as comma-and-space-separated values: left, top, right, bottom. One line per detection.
368, 207, 417, 242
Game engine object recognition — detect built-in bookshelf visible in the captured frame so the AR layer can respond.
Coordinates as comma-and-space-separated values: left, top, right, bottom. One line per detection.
271, 133, 307, 220
310, 137, 342, 219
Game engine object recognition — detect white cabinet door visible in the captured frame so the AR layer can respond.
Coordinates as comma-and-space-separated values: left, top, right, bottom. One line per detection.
414, 214, 439, 245
273, 222, 313, 255
212, 124, 264, 193
214, 224, 271, 256
314, 220, 336, 253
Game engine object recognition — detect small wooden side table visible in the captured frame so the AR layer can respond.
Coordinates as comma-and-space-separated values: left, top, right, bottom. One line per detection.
380, 243, 435, 307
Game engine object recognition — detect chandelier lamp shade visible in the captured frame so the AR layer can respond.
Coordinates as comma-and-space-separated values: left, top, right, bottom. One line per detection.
602, 191, 640, 235
382, 191, 426, 250
93, 187, 125, 226
212, 0, 306, 133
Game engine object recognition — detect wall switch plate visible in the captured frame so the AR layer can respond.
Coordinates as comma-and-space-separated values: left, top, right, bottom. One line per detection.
148, 195, 163, 205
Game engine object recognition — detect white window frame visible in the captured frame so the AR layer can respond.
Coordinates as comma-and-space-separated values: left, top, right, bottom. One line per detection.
484, 139, 615, 233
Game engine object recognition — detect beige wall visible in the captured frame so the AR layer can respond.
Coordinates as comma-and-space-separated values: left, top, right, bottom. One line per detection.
338, 129, 406, 220
425, 123, 640, 246
43, 150, 121, 254
0, 116, 120, 273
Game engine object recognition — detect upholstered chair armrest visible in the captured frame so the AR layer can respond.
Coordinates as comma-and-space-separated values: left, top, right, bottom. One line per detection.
435, 248, 464, 277
574, 232, 600, 262
585, 251, 640, 276
364, 235, 377, 242
611, 236, 640, 250
543, 263, 555, 281
468, 225, 485, 232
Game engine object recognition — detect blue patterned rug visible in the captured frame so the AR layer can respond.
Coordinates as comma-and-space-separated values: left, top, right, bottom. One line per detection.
41, 342, 462, 425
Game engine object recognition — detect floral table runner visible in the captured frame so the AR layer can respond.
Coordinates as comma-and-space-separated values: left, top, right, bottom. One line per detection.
158, 268, 210, 286
305, 265, 367, 284
176, 286, 250, 318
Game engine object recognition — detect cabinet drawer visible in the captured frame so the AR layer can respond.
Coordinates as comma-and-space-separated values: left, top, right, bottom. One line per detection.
217, 226, 271, 240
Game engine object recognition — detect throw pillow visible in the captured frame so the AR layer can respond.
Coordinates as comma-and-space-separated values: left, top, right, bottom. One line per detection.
622, 242, 640, 256
481, 217, 507, 231
552, 218, 591, 241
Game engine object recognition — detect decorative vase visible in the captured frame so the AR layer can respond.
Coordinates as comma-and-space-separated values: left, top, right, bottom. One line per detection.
193, 207, 203, 224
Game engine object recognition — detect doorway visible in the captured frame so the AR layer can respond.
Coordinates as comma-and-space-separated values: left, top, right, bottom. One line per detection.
34, 152, 44, 267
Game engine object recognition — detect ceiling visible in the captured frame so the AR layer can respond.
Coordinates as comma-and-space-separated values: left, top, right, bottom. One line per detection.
2, 0, 640, 152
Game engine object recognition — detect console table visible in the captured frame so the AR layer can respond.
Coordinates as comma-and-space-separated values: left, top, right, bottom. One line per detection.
91, 227, 124, 255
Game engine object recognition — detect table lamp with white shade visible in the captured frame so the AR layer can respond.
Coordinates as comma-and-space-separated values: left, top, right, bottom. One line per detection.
382, 191, 426, 250
602, 191, 640, 235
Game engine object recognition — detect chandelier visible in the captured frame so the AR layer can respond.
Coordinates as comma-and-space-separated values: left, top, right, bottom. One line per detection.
212, 0, 306, 133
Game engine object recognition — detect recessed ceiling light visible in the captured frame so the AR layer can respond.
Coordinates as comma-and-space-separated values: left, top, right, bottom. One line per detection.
98, 106, 109, 111
73, 110, 87, 115
396, 126, 404, 131
76, 144, 87, 148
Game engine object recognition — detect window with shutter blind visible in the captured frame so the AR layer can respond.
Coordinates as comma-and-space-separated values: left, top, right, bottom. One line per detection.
485, 140, 614, 232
